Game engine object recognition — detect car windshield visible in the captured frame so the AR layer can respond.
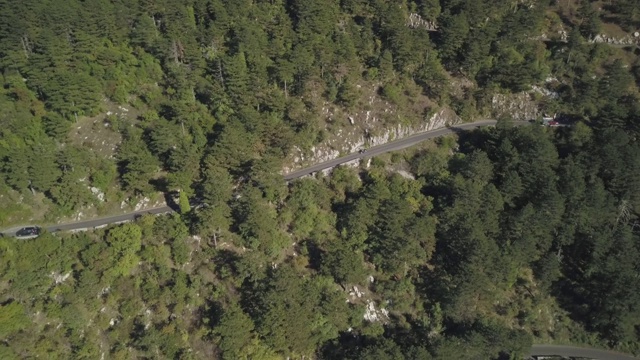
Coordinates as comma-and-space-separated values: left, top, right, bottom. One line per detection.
17, 227, 39, 236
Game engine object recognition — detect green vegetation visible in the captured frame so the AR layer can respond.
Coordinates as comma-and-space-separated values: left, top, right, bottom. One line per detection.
2, 123, 640, 358
1, 0, 640, 359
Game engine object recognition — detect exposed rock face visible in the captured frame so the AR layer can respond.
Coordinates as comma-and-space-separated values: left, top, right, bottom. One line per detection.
491, 92, 539, 121
89, 186, 105, 202
50, 271, 72, 284
283, 107, 460, 173
366, 108, 459, 146
407, 13, 437, 31
590, 33, 639, 46
363, 299, 390, 323
531, 85, 559, 99
284, 70, 564, 173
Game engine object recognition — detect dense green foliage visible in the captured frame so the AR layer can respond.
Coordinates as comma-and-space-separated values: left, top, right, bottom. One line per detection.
2, 122, 640, 358
1, 0, 639, 218
1, 0, 640, 359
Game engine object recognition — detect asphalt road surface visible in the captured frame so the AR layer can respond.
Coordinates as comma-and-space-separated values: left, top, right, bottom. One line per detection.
529, 344, 639, 359
1, 119, 517, 235
1, 206, 173, 236
284, 119, 523, 180
45, 206, 174, 232
2, 120, 638, 360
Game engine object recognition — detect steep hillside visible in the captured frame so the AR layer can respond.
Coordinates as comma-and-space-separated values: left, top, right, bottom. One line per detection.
1, 1, 640, 359
1, 0, 639, 225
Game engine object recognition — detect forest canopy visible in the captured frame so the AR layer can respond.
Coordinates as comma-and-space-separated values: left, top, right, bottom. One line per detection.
1, 0, 640, 359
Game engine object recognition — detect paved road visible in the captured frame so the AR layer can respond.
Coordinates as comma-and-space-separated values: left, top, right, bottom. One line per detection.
2, 119, 516, 235
284, 119, 522, 180
1, 206, 173, 236
3, 120, 637, 360
529, 344, 639, 359
45, 206, 174, 232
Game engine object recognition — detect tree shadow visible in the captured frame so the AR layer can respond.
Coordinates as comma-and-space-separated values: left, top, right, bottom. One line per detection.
165, 192, 181, 211
212, 249, 243, 278
305, 239, 324, 272
149, 177, 170, 193
203, 299, 225, 329
451, 125, 493, 154
147, 176, 182, 211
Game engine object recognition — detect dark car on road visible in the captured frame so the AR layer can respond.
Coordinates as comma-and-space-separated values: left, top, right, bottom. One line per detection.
15, 226, 41, 239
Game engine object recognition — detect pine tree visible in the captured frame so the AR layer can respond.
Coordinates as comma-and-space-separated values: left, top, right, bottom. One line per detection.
224, 52, 249, 104
28, 144, 61, 193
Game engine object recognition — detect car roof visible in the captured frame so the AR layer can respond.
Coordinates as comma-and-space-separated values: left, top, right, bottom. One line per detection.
17, 227, 39, 233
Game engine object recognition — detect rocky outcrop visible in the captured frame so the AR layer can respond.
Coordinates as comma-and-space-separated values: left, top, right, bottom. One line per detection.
363, 299, 390, 323
590, 32, 639, 46
283, 107, 460, 173
284, 64, 566, 173
366, 108, 459, 146
491, 92, 539, 121
407, 13, 437, 31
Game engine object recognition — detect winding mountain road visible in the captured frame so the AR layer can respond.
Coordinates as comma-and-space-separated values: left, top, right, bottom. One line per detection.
283, 119, 522, 180
0, 206, 174, 236
529, 344, 639, 359
45, 206, 174, 233
1, 120, 516, 236
1, 119, 638, 360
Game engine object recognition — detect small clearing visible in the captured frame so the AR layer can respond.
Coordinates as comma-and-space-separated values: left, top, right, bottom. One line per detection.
68, 99, 142, 159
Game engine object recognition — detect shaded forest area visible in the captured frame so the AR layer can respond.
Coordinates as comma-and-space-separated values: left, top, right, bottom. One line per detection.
1, 0, 639, 221
2, 122, 640, 359
1, 0, 640, 359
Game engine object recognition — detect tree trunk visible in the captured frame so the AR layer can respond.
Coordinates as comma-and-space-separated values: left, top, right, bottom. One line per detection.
284, 79, 288, 99
20, 36, 31, 58
217, 59, 225, 85
171, 41, 179, 64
